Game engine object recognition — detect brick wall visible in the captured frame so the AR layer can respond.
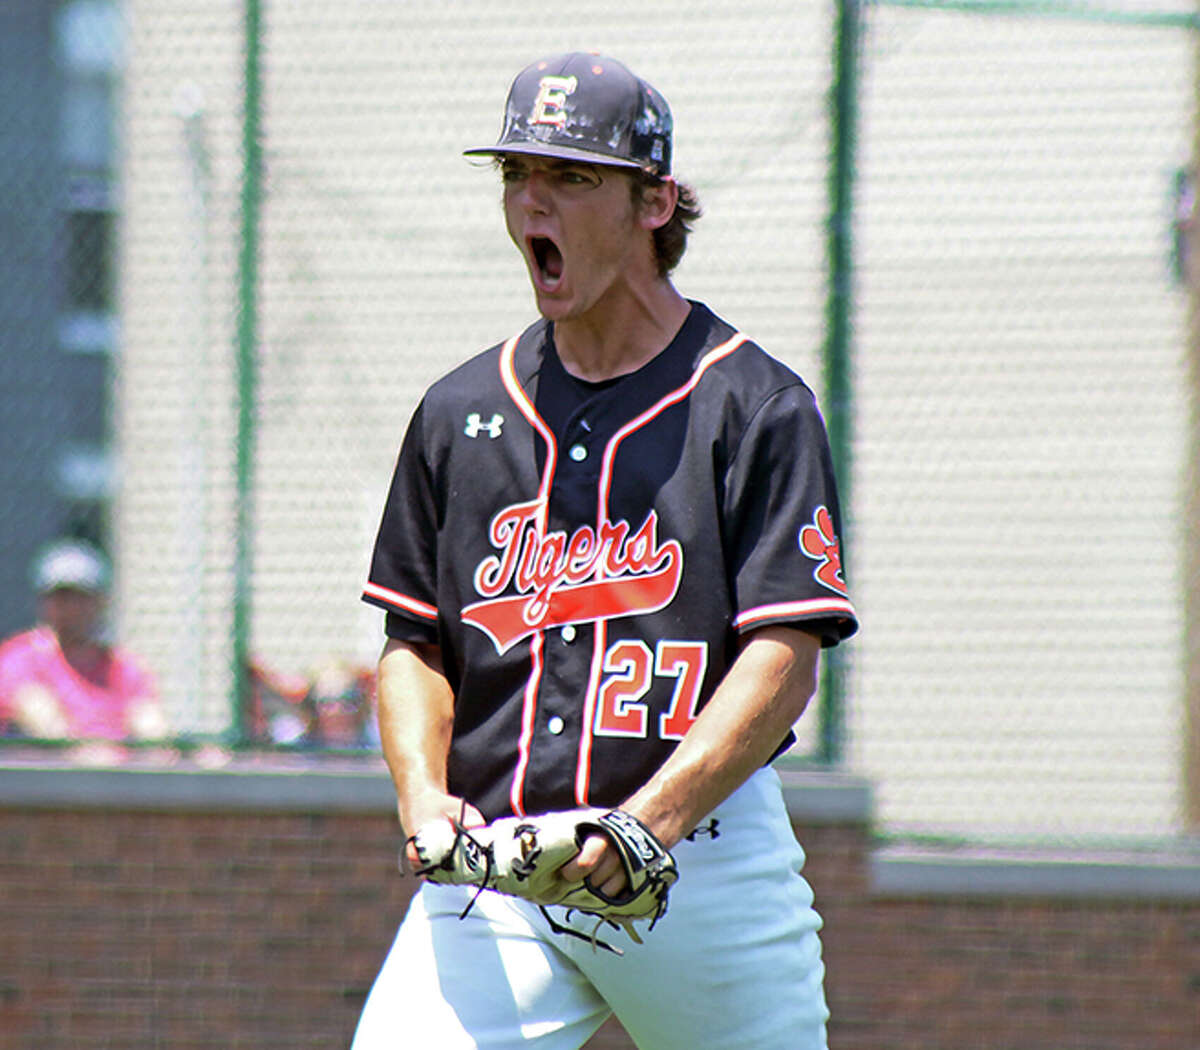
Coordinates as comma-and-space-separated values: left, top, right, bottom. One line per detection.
810, 842, 1200, 1050
1, 762, 1197, 1049
2, 809, 393, 1049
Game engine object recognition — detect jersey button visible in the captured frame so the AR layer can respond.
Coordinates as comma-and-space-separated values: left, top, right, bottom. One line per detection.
547, 716, 565, 735
561, 625, 577, 643
568, 444, 587, 462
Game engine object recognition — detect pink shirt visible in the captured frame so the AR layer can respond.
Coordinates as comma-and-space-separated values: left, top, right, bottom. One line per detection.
0, 627, 158, 741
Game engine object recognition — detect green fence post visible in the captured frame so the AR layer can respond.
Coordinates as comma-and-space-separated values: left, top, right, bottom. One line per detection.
232, 0, 262, 745
819, 0, 861, 764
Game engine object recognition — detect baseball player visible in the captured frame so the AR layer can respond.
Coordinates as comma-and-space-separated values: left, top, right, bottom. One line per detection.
354, 52, 858, 1050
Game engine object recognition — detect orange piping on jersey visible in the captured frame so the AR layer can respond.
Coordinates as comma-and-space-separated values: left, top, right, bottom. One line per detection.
574, 331, 751, 805
733, 597, 858, 630
509, 629, 546, 816
576, 616, 610, 806
361, 581, 439, 621
498, 334, 558, 817
499, 335, 558, 492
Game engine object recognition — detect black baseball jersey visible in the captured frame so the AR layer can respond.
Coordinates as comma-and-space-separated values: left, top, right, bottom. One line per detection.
364, 301, 857, 821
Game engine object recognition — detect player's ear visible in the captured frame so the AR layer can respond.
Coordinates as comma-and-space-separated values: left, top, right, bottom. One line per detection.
636, 175, 678, 232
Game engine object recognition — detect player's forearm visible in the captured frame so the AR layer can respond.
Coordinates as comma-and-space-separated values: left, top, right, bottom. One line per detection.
620, 625, 820, 848
375, 638, 458, 833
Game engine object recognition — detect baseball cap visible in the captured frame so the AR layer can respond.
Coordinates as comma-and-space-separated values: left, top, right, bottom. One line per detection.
32, 539, 111, 595
464, 52, 673, 177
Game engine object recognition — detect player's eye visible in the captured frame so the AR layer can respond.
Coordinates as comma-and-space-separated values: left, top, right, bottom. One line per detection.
558, 166, 601, 188
500, 165, 529, 183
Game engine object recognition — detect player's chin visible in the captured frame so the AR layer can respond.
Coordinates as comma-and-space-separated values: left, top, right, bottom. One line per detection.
530, 284, 574, 321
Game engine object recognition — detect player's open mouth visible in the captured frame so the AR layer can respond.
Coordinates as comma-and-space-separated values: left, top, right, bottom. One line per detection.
530, 236, 564, 288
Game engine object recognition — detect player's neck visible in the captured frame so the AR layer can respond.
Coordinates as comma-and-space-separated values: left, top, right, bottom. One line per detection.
553, 280, 690, 383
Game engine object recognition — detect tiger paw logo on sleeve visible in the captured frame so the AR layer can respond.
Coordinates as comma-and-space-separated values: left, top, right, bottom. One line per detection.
799, 505, 848, 597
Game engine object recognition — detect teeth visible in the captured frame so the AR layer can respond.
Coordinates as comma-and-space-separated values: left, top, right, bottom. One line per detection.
532, 237, 562, 281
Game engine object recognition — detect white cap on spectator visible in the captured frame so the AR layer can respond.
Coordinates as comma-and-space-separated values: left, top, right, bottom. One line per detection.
32, 540, 111, 595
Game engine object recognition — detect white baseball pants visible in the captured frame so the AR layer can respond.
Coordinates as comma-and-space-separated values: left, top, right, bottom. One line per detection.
351, 767, 830, 1050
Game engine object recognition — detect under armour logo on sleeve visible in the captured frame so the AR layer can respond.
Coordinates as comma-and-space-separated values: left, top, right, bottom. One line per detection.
465, 413, 505, 439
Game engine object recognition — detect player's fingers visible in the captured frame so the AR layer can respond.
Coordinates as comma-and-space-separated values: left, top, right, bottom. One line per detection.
558, 833, 608, 883
563, 835, 629, 897
597, 874, 628, 898
590, 853, 628, 899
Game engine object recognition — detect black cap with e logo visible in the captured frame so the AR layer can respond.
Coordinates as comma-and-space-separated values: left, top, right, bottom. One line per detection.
464, 52, 673, 177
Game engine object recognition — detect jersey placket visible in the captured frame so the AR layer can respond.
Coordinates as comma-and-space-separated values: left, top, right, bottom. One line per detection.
521, 398, 609, 813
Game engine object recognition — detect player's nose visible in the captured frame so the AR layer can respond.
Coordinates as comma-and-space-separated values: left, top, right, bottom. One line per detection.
514, 170, 553, 213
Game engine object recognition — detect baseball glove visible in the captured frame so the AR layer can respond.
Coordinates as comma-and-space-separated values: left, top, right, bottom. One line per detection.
409, 807, 678, 953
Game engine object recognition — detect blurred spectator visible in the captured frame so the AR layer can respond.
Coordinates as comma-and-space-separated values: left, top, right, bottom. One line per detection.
0, 539, 168, 748
305, 659, 376, 750
243, 658, 311, 746
242, 656, 377, 750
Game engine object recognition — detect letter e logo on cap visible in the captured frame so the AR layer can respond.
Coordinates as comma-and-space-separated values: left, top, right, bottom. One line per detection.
531, 75, 577, 128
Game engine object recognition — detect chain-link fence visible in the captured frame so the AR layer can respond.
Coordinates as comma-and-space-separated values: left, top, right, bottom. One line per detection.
116, 0, 841, 751
850, 0, 1195, 841
1, 0, 1195, 845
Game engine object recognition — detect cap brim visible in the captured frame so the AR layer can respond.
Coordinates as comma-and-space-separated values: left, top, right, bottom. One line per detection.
40, 582, 104, 595
463, 141, 646, 171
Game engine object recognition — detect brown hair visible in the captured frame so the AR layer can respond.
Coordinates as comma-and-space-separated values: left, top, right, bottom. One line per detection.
632, 172, 702, 277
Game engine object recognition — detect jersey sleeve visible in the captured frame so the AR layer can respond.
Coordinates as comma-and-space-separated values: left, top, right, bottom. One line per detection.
362, 401, 442, 644
723, 383, 858, 646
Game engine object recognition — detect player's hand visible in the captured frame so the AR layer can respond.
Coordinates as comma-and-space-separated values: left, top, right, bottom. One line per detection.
558, 832, 628, 898
399, 790, 486, 871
